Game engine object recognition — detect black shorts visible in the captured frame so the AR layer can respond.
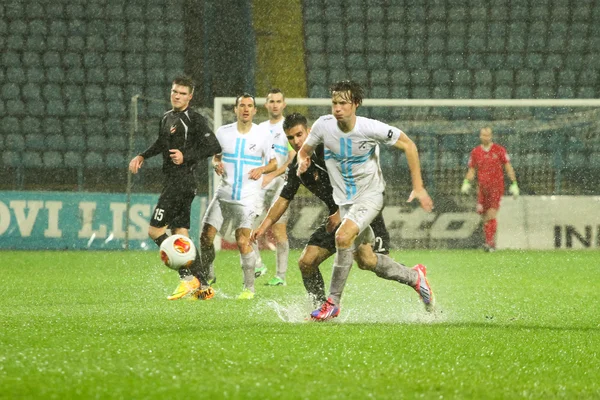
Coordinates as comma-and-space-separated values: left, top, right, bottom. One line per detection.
307, 215, 391, 255
307, 223, 336, 252
150, 186, 197, 229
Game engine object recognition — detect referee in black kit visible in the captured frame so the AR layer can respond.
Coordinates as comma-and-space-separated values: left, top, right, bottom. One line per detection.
129, 76, 221, 301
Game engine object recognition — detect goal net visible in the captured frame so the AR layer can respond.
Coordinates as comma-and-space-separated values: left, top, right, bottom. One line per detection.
213, 97, 600, 250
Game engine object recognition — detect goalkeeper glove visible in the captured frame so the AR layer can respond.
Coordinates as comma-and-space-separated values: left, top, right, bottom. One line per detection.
460, 179, 471, 194
509, 181, 520, 198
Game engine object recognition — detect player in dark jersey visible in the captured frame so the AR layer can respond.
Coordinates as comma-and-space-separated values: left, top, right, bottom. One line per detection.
129, 76, 221, 300
461, 127, 519, 252
250, 113, 393, 304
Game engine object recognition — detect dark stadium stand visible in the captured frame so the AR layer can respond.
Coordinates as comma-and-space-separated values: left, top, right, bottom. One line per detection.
0, 0, 598, 196
0, 0, 185, 191
301, 0, 600, 196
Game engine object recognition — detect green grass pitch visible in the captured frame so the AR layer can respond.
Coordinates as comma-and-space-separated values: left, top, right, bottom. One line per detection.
1, 249, 599, 399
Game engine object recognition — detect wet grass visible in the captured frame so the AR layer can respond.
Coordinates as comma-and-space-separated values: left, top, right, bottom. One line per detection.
1, 249, 599, 399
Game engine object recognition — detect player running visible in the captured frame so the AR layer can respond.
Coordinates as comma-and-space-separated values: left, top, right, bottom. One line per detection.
251, 113, 392, 306
253, 89, 295, 286
296, 80, 435, 321
461, 127, 519, 252
128, 76, 221, 301
198, 93, 277, 300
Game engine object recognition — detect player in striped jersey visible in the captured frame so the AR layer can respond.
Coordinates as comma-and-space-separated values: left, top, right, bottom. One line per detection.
199, 93, 276, 300
254, 89, 296, 286
297, 80, 435, 320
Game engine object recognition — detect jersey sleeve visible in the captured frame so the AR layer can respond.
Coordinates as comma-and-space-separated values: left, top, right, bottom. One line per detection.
279, 161, 301, 201
499, 146, 510, 164
139, 118, 165, 159
368, 119, 402, 146
182, 113, 221, 164
467, 149, 476, 168
304, 118, 325, 148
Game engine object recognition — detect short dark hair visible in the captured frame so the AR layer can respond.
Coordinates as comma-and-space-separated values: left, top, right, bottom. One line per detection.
172, 76, 195, 94
235, 92, 256, 107
267, 88, 284, 99
283, 112, 308, 132
330, 80, 364, 107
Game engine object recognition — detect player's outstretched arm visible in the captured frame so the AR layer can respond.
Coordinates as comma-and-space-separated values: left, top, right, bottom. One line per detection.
249, 158, 277, 180
251, 197, 291, 242
505, 162, 519, 197
461, 167, 475, 194
212, 154, 224, 176
393, 134, 433, 212
128, 155, 144, 174
297, 143, 315, 175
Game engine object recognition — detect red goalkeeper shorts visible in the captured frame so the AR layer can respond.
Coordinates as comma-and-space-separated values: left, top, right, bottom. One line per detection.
477, 184, 504, 213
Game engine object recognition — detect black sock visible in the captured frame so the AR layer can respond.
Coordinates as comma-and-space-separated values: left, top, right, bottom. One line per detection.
188, 248, 207, 284
302, 269, 326, 304
153, 233, 169, 248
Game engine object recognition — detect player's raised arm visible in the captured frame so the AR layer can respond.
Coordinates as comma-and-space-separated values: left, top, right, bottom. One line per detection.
392, 133, 433, 212
250, 196, 291, 243
461, 166, 476, 194
296, 142, 315, 175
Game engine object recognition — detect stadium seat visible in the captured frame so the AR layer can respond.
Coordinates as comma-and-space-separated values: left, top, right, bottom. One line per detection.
577, 87, 596, 98
66, 36, 86, 52
2, 151, 22, 167
440, 152, 460, 168
493, 85, 513, 99
46, 100, 66, 117
2, 83, 21, 100
26, 36, 46, 52
5, 134, 25, 151
558, 70, 577, 86
66, 68, 86, 84
579, 69, 598, 86
84, 152, 104, 168
7, 68, 26, 84
22, 52, 41, 67
43, 151, 63, 168
46, 68, 66, 84
25, 134, 47, 151
410, 70, 430, 86
43, 118, 62, 136
515, 85, 533, 98
45, 134, 67, 151
67, 101, 86, 116
106, 35, 126, 52
6, 34, 24, 51
525, 53, 544, 70
47, 36, 65, 51
63, 53, 83, 69
557, 85, 575, 99
6, 100, 26, 116
49, 20, 67, 36
447, 36, 466, 53
23, 151, 43, 168
66, 136, 86, 152
537, 69, 556, 86
42, 84, 62, 101
432, 85, 451, 99
22, 117, 41, 135
107, 68, 127, 85
87, 101, 107, 118
516, 70, 534, 85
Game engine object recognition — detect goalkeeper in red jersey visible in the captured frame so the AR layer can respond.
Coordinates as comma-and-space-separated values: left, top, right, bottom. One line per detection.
461, 127, 519, 252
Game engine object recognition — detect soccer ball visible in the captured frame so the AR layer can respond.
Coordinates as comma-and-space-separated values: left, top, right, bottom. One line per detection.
159, 234, 196, 270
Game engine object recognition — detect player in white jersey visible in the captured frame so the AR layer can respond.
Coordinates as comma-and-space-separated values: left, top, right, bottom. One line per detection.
297, 80, 435, 321
254, 89, 296, 286
199, 93, 277, 300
